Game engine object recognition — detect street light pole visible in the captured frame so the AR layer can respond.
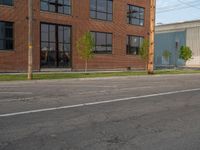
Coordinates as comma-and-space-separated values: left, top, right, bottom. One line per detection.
148, 0, 156, 74
28, 0, 33, 80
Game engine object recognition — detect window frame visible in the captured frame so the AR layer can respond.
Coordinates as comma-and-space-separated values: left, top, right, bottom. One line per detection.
40, 0, 71, 15
126, 35, 144, 55
0, 21, 14, 51
90, 0, 113, 21
0, 0, 13, 6
127, 4, 145, 26
91, 31, 113, 54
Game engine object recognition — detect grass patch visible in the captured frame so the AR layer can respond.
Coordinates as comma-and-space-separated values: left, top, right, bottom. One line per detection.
0, 69, 200, 81
155, 69, 200, 75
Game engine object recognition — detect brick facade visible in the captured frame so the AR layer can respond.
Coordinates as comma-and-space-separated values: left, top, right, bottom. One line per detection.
0, 0, 150, 72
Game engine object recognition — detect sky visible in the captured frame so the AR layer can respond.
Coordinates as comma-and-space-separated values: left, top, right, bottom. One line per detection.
156, 0, 200, 24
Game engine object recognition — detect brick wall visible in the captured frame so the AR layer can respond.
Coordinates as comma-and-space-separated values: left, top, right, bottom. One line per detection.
0, 0, 150, 72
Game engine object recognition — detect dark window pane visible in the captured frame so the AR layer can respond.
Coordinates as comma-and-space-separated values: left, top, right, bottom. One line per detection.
64, 6, 71, 14
90, 11, 96, 18
91, 32, 112, 54
58, 0, 63, 4
90, 0, 96, 10
127, 35, 144, 55
64, 44, 70, 52
0, 0, 13, 6
0, 21, 13, 50
96, 32, 106, 46
107, 14, 112, 21
41, 42, 49, 51
49, 4, 56, 12
107, 34, 112, 45
90, 0, 113, 21
41, 1, 48, 11
64, 27, 70, 43
0, 22, 4, 39
64, 0, 70, 5
97, 12, 107, 20
5, 27, 13, 38
108, 1, 112, 13
40, 23, 71, 68
40, 0, 71, 15
0, 40, 4, 49
58, 5, 64, 13
5, 40, 13, 49
59, 43, 64, 52
140, 20, 144, 26
127, 4, 144, 26
49, 25, 56, 42
41, 24, 49, 42
58, 26, 64, 43
97, 0, 107, 12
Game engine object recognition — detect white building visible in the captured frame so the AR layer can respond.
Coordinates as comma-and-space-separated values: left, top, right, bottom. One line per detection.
155, 20, 200, 67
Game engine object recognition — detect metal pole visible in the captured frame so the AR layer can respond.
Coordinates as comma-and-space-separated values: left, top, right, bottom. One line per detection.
148, 0, 156, 74
28, 0, 33, 80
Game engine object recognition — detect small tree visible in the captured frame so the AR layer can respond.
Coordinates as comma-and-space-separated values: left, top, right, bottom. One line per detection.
139, 39, 149, 70
76, 32, 95, 72
162, 50, 171, 66
179, 46, 192, 63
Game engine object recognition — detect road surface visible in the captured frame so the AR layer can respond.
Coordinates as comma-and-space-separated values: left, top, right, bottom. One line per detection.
0, 74, 200, 150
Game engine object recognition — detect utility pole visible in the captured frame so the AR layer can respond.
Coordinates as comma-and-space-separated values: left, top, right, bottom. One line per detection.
148, 0, 156, 74
28, 0, 33, 80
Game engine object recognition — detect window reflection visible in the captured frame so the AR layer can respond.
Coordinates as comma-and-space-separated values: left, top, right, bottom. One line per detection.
90, 0, 113, 21
41, 0, 71, 15
127, 35, 144, 55
127, 5, 144, 26
41, 23, 71, 68
91, 32, 112, 54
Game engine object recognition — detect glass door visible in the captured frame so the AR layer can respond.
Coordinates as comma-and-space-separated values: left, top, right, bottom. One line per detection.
40, 23, 71, 68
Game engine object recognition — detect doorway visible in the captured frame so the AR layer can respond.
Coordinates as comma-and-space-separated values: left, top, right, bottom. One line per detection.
40, 23, 71, 68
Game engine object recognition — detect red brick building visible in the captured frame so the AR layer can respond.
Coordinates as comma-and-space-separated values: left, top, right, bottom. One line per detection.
0, 0, 150, 72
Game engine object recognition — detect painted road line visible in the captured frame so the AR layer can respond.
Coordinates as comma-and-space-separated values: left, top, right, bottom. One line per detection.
0, 88, 200, 118
0, 97, 35, 103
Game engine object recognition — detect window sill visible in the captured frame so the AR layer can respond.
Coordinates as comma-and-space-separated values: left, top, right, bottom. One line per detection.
89, 18, 113, 23
127, 23, 144, 27
94, 53, 113, 56
0, 4, 14, 8
0, 50, 15, 53
40, 10, 72, 17
126, 54, 140, 57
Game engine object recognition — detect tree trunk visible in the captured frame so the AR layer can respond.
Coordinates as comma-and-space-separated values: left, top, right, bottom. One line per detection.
146, 59, 148, 71
85, 60, 88, 72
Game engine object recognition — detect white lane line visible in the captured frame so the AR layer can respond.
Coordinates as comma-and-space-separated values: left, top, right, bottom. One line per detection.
0, 97, 34, 103
0, 88, 200, 118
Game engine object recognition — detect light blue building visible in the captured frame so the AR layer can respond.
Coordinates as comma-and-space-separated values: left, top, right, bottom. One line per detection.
155, 20, 200, 68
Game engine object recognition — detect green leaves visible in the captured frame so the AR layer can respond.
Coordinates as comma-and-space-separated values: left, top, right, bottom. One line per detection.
139, 39, 149, 61
162, 50, 172, 61
76, 32, 95, 60
179, 46, 192, 62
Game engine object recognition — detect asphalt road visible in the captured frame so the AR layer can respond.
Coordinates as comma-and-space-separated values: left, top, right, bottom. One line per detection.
0, 74, 200, 150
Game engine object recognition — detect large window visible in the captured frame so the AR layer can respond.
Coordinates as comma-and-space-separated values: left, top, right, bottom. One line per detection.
90, 0, 113, 21
0, 0, 13, 6
41, 23, 71, 68
0, 21, 13, 50
91, 32, 112, 54
40, 0, 71, 15
127, 5, 144, 26
127, 35, 144, 55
